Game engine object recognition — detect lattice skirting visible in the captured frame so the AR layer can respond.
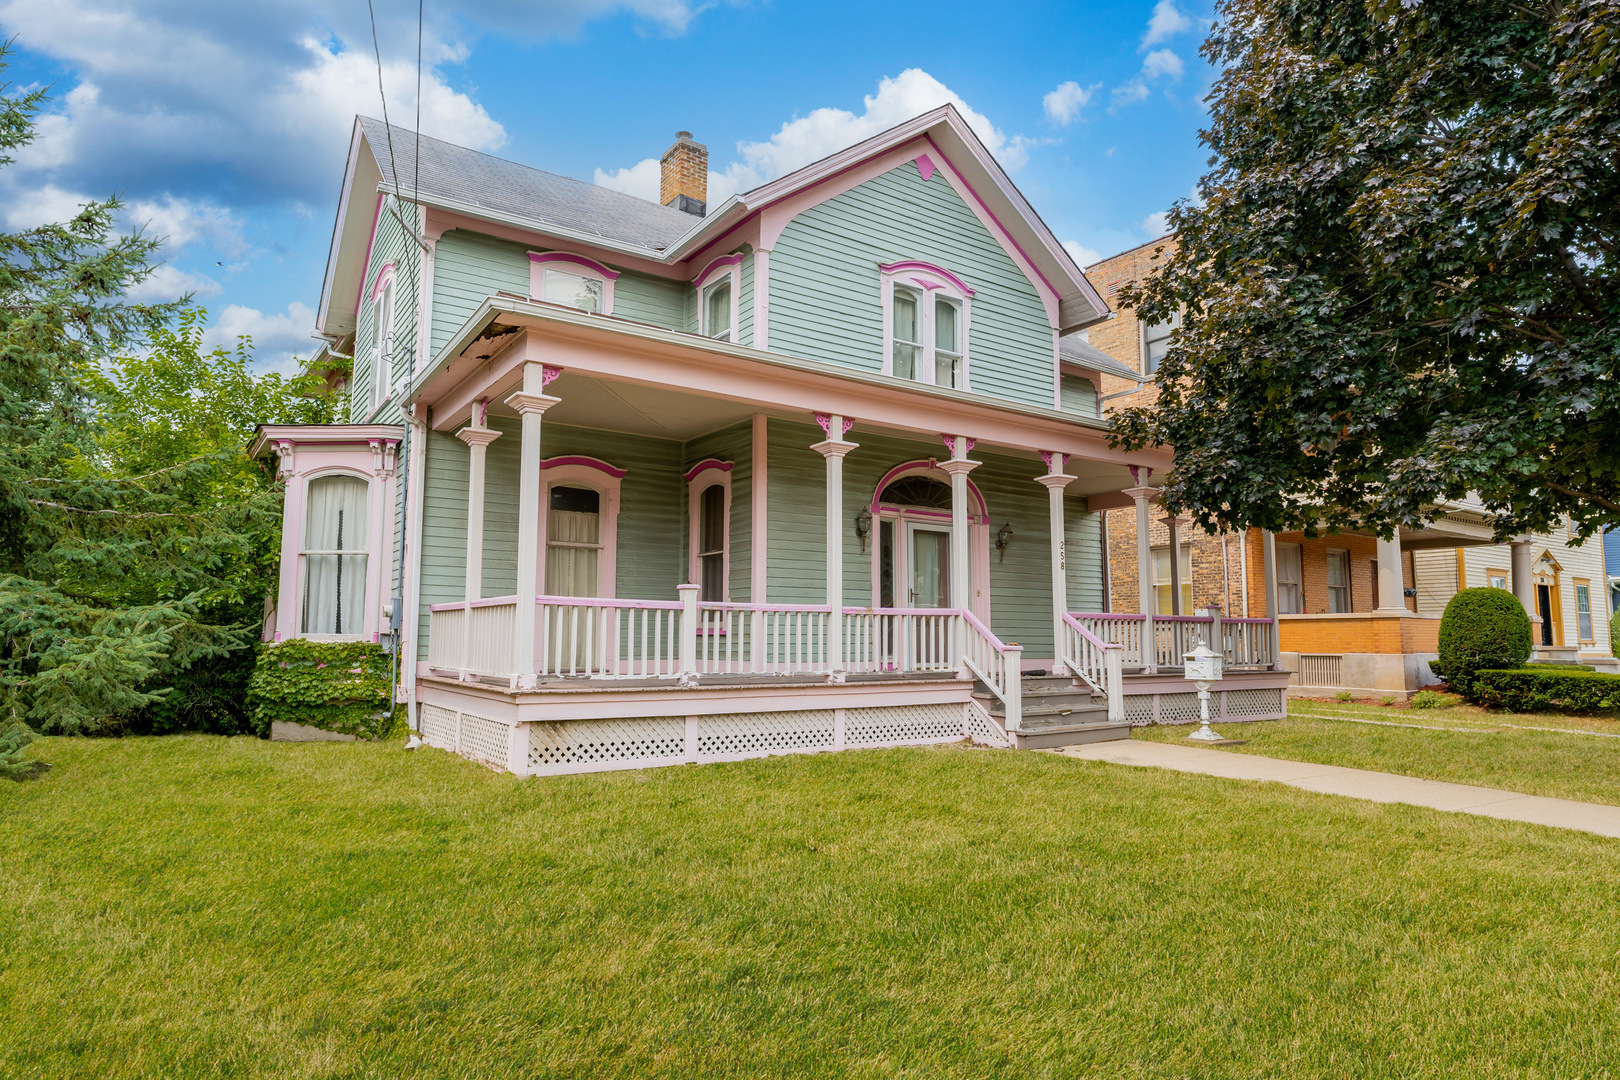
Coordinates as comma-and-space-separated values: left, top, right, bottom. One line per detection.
1124, 687, 1287, 726
417, 701, 992, 776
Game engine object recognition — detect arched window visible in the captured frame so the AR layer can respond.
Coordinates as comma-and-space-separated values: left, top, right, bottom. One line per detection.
302, 474, 370, 636
686, 460, 732, 601
370, 265, 396, 413
880, 262, 973, 389
546, 486, 603, 597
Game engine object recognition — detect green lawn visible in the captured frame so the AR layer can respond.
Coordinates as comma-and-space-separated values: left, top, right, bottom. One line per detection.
4, 736, 1620, 1079
1136, 701, 1620, 806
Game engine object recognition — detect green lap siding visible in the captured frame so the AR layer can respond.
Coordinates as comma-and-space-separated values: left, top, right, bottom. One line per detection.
352, 199, 415, 425
430, 229, 691, 360
1066, 503, 1105, 611
1060, 374, 1098, 418
769, 161, 1056, 409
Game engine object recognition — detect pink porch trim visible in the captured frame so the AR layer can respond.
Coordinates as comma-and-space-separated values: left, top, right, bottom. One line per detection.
878, 260, 975, 297
526, 251, 622, 280
683, 458, 734, 483
540, 454, 626, 478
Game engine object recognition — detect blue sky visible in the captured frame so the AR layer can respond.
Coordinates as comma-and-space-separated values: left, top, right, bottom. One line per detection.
0, 0, 1214, 370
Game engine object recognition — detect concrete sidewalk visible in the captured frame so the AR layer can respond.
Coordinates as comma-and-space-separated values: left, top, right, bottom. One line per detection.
1059, 740, 1620, 839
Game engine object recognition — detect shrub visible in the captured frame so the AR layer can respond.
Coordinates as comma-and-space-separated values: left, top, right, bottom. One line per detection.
246, 639, 404, 740
1410, 690, 1458, 709
1472, 668, 1620, 714
1335, 691, 1353, 702
1436, 588, 1531, 700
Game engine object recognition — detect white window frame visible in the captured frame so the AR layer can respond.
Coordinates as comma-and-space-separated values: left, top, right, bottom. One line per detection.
1141, 308, 1182, 377
1151, 543, 1193, 615
538, 459, 623, 599
879, 262, 973, 390
1326, 548, 1351, 613
695, 255, 742, 341
686, 461, 732, 602
299, 468, 374, 641
1275, 541, 1304, 614
527, 251, 618, 316
1575, 580, 1594, 643
369, 263, 397, 414
1489, 571, 1508, 591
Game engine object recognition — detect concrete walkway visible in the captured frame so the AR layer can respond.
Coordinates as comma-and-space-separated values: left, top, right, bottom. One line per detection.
1060, 740, 1620, 839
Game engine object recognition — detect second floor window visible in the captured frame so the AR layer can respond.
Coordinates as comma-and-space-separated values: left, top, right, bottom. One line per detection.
934, 298, 962, 389
370, 273, 395, 412
1142, 308, 1181, 375
881, 262, 973, 390
892, 289, 921, 379
703, 279, 732, 341
542, 269, 603, 313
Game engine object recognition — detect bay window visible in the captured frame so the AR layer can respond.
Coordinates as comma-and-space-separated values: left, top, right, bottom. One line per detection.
302, 474, 370, 637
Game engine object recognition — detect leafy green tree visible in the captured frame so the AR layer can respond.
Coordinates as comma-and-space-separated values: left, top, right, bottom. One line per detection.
1112, 0, 1620, 543
0, 46, 334, 748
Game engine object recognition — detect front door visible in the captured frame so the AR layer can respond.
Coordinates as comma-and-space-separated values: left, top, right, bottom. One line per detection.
908, 524, 951, 608
1537, 584, 1555, 646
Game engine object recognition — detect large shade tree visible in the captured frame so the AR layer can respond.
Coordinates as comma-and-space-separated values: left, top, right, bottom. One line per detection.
1111, 0, 1620, 542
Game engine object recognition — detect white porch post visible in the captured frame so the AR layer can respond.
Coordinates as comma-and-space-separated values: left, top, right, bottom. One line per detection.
1376, 534, 1406, 612
271, 442, 300, 641
811, 413, 858, 679
1161, 514, 1189, 617
1262, 529, 1282, 669
506, 363, 561, 689
1124, 485, 1157, 672
456, 404, 500, 680
1511, 537, 1542, 634
1036, 452, 1075, 675
940, 435, 981, 673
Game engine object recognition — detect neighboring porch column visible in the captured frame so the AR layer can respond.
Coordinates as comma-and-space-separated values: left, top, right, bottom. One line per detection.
940, 435, 981, 674
1511, 537, 1542, 633
1123, 485, 1157, 672
1036, 453, 1075, 674
812, 413, 858, 679
1262, 529, 1282, 670
1375, 533, 1406, 612
506, 363, 562, 690
456, 403, 501, 679
1160, 514, 1190, 617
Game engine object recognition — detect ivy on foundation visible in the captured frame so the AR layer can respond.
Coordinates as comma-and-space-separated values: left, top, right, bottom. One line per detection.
247, 639, 405, 740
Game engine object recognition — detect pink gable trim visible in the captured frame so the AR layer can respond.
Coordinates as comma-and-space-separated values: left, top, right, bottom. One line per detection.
683, 458, 734, 483
879, 260, 976, 297
352, 192, 387, 315
923, 133, 1062, 303
870, 460, 989, 520
527, 251, 622, 280
915, 154, 936, 182
369, 261, 397, 303
541, 455, 627, 478
694, 253, 745, 288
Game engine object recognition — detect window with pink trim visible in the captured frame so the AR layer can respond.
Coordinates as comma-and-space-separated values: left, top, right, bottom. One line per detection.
687, 464, 731, 601
880, 264, 971, 390
369, 266, 397, 414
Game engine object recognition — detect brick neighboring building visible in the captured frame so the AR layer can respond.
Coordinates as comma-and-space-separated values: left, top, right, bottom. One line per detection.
1081, 235, 1615, 694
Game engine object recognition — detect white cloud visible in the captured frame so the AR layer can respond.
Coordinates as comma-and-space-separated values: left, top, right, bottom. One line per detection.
203, 301, 319, 373
1141, 0, 1195, 49
1063, 240, 1103, 269
1043, 81, 1097, 126
1110, 80, 1151, 108
127, 195, 246, 257
1142, 49, 1185, 82
1141, 210, 1172, 237
595, 69, 1040, 204
125, 263, 223, 303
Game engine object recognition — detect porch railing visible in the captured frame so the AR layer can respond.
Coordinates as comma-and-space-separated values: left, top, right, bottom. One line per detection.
693, 602, 833, 676
1058, 613, 1125, 722
426, 597, 520, 678
843, 607, 958, 674
1069, 611, 1275, 670
959, 610, 1023, 731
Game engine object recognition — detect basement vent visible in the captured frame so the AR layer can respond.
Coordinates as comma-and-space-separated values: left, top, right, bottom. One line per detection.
1298, 654, 1344, 688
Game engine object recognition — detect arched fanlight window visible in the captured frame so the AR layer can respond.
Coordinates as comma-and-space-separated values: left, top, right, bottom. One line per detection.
881, 475, 953, 510
302, 474, 369, 636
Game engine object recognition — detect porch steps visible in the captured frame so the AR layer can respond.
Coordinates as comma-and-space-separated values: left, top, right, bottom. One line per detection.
972, 675, 1131, 750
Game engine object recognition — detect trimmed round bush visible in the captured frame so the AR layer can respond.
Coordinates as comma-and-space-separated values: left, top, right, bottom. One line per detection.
1436, 587, 1531, 699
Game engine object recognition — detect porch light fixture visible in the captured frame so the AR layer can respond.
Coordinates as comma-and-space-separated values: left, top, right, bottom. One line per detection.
995, 521, 1014, 560
855, 507, 873, 552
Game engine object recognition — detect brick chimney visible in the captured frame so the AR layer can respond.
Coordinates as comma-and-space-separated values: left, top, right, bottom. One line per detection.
660, 131, 707, 217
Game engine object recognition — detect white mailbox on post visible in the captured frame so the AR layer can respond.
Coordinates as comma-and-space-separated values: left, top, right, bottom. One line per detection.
1184, 643, 1224, 741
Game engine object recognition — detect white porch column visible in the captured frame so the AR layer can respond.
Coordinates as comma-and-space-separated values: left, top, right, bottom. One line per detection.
811, 413, 858, 679
506, 363, 562, 689
940, 434, 982, 673
456, 404, 500, 679
1036, 453, 1075, 674
1123, 485, 1157, 672
271, 441, 300, 641
1262, 529, 1282, 669
1511, 537, 1542, 632
1375, 533, 1406, 612
1160, 514, 1189, 617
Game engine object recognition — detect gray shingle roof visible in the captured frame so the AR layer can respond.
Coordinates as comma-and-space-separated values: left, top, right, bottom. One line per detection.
359, 117, 699, 253
1059, 333, 1143, 381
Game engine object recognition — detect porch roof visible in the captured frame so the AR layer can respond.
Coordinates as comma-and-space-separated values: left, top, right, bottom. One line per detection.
407, 294, 1172, 498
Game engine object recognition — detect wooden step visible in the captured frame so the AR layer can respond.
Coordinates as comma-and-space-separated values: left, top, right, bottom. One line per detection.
1011, 720, 1132, 749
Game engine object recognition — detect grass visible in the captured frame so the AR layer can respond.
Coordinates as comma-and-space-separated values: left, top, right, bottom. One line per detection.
1136, 699, 1620, 806
3, 735, 1620, 1079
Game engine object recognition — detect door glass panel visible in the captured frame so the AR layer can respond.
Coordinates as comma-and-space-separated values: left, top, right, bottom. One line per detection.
911, 529, 950, 608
